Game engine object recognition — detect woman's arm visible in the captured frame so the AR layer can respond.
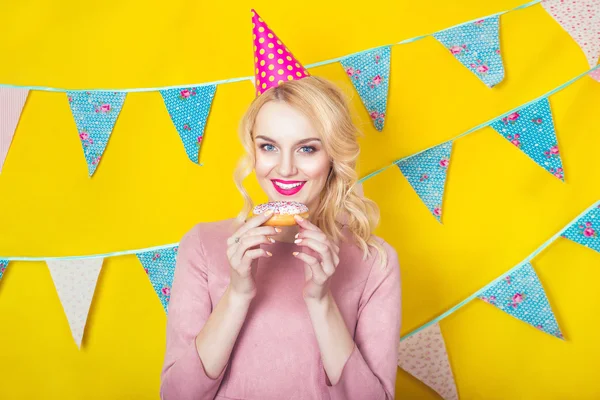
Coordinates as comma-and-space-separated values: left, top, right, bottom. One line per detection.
195, 285, 253, 378
305, 241, 401, 400
160, 227, 255, 400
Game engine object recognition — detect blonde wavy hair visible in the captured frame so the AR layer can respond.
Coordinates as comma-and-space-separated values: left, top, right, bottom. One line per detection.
233, 76, 387, 266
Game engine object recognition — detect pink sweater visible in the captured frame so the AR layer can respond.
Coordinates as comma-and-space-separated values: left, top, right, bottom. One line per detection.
160, 219, 401, 400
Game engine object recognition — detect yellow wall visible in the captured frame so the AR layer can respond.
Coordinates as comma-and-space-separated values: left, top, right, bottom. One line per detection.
0, 0, 599, 398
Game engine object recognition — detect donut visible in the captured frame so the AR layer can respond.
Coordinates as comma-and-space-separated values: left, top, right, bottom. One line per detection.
252, 201, 310, 226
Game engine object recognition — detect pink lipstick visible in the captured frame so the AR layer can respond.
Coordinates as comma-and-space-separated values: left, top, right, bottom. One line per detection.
271, 179, 306, 196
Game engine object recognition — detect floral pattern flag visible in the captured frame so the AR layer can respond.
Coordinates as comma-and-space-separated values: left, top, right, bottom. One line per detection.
562, 204, 600, 254
340, 47, 391, 131
136, 246, 178, 313
541, 0, 600, 82
0, 259, 8, 282
398, 323, 459, 400
490, 97, 565, 180
397, 142, 453, 222
66, 91, 127, 176
479, 262, 563, 339
433, 16, 504, 88
160, 85, 217, 164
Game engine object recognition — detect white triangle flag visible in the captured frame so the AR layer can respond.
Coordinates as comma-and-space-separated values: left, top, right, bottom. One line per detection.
398, 323, 459, 400
47, 258, 103, 348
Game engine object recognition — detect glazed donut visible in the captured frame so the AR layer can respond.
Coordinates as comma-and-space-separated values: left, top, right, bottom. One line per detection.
252, 201, 310, 226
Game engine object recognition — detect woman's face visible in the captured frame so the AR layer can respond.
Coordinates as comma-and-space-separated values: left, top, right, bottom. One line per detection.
253, 101, 331, 211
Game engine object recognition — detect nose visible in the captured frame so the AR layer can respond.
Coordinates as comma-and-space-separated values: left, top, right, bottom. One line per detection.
276, 151, 297, 177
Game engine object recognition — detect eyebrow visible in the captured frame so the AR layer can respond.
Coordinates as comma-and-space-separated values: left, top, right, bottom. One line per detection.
255, 135, 321, 145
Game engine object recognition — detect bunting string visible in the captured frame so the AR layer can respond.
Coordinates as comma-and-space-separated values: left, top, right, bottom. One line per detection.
0, 0, 543, 93
358, 62, 600, 184
400, 199, 600, 341
0, 62, 598, 260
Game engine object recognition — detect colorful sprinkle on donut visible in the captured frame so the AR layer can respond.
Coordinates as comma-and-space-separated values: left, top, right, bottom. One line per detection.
253, 201, 309, 215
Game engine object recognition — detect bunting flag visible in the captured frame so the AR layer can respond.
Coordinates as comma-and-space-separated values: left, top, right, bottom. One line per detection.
0, 260, 8, 281
490, 97, 565, 181
398, 323, 458, 400
340, 46, 391, 131
136, 246, 178, 313
46, 258, 103, 348
562, 204, 600, 253
479, 262, 563, 339
160, 85, 217, 164
66, 91, 127, 176
541, 0, 600, 82
397, 142, 452, 222
433, 15, 504, 88
0, 88, 29, 174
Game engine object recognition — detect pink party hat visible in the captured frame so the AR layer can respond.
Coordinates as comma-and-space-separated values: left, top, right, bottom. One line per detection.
252, 9, 309, 96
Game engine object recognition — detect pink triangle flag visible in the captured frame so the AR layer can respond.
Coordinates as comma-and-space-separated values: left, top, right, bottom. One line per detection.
542, 0, 600, 82
0, 88, 29, 173
398, 323, 459, 400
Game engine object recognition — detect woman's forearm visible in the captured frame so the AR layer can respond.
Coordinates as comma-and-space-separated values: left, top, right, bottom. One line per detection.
195, 286, 254, 379
305, 291, 355, 385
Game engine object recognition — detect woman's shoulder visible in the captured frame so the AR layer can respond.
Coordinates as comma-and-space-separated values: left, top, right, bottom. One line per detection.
339, 227, 398, 262
338, 227, 400, 281
179, 218, 239, 250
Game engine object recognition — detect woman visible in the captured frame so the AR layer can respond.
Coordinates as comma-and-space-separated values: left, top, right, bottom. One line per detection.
159, 10, 401, 400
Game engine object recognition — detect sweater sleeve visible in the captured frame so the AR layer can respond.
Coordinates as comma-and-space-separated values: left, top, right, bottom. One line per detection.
326, 241, 402, 400
160, 225, 227, 400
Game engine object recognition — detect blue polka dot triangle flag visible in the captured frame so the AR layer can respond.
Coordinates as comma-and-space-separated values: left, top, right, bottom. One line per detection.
433, 15, 504, 88
160, 85, 217, 164
136, 246, 178, 314
479, 262, 563, 339
340, 46, 391, 131
0, 259, 8, 282
490, 97, 565, 181
396, 141, 452, 222
66, 91, 127, 176
562, 203, 600, 254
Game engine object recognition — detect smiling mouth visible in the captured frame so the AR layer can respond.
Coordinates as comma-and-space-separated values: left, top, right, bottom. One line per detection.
271, 179, 306, 196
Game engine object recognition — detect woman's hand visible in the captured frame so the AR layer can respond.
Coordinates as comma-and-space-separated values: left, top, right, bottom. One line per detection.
292, 215, 340, 302
227, 210, 280, 300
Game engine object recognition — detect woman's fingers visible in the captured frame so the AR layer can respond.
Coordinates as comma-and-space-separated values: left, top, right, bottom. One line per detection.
230, 234, 275, 266
296, 230, 339, 266
228, 210, 274, 245
242, 248, 272, 264
294, 238, 336, 275
293, 251, 329, 285
293, 214, 319, 232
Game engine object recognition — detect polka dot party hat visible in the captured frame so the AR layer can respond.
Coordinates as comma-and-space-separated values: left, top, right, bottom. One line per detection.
252, 9, 310, 97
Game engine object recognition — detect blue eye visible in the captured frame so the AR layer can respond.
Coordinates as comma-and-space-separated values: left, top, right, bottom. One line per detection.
299, 146, 316, 153
260, 144, 276, 152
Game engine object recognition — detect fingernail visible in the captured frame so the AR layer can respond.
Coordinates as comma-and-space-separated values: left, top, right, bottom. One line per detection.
294, 233, 299, 239
265, 210, 274, 216
294, 239, 302, 244
266, 251, 273, 257
268, 237, 276, 243
292, 251, 299, 256
294, 214, 303, 222
275, 227, 282, 233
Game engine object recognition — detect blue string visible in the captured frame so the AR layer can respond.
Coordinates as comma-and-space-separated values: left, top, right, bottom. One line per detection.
1, 242, 179, 261
0, 0, 541, 93
400, 199, 600, 341
359, 63, 600, 184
